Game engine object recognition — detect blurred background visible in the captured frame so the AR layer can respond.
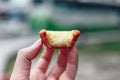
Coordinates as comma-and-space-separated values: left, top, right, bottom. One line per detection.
0, 0, 120, 80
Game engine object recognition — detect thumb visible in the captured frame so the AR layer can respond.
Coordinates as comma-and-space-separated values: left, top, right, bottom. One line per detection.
10, 39, 43, 80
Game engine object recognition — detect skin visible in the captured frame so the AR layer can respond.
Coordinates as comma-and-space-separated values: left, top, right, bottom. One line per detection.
0, 74, 10, 80
8, 39, 78, 80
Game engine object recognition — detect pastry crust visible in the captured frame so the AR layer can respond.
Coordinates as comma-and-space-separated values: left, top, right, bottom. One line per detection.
39, 29, 80, 48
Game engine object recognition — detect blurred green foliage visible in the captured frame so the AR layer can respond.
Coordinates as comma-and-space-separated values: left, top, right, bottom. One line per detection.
79, 41, 120, 53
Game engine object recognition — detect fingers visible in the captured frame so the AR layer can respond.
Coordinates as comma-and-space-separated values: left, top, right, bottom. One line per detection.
32, 47, 54, 73
47, 45, 78, 80
47, 49, 69, 80
10, 39, 43, 80
60, 45, 78, 80
30, 47, 54, 80
1, 74, 10, 80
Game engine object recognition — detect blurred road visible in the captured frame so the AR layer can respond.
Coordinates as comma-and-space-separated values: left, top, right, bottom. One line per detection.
77, 53, 120, 80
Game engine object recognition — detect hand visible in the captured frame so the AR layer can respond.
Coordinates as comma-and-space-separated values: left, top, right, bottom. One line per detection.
10, 39, 78, 80
0, 74, 10, 80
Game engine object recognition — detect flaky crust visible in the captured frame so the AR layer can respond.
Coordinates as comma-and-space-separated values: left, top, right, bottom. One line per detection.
39, 29, 80, 48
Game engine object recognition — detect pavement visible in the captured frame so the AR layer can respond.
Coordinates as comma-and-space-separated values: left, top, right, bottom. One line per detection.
76, 53, 120, 80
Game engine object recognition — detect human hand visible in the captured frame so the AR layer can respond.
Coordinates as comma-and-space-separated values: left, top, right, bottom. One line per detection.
0, 74, 10, 80
10, 39, 78, 80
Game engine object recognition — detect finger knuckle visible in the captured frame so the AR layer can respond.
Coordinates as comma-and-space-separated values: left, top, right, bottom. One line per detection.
17, 48, 28, 57
18, 48, 26, 54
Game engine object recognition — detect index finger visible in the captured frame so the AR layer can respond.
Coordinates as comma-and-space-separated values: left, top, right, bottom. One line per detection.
10, 39, 43, 80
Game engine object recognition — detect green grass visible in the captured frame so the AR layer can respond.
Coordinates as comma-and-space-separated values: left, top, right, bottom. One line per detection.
78, 41, 120, 53
4, 54, 17, 73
